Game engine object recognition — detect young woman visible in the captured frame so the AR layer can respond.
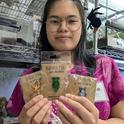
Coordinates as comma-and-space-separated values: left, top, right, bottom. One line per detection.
7, 0, 124, 124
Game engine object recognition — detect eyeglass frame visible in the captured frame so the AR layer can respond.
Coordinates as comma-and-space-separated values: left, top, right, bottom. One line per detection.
45, 15, 82, 32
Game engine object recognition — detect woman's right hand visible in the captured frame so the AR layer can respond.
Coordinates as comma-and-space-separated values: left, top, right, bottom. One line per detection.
19, 95, 51, 124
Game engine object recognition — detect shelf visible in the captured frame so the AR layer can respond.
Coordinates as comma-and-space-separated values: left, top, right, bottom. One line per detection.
0, 43, 124, 68
0, 43, 40, 67
98, 48, 124, 60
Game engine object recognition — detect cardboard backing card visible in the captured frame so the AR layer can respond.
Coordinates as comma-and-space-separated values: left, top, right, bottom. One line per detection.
41, 63, 69, 100
67, 74, 96, 103
20, 72, 96, 103
20, 51, 96, 103
20, 70, 49, 103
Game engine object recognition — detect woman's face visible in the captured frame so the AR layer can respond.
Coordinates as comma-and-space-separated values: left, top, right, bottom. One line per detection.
46, 0, 82, 51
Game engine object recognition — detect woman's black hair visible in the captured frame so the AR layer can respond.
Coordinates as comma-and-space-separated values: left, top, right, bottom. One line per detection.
38, 0, 96, 74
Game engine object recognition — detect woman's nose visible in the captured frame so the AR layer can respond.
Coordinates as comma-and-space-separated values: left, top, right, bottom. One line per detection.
57, 21, 68, 32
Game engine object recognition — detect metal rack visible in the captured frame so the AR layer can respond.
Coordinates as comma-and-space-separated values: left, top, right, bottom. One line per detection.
0, 43, 124, 67
0, 43, 40, 67
0, 0, 46, 21
98, 48, 124, 60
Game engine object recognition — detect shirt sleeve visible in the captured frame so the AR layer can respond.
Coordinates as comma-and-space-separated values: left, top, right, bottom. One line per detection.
7, 81, 24, 116
108, 58, 124, 107
6, 68, 33, 116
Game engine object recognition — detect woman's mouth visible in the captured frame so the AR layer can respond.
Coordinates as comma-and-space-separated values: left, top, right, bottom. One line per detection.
57, 38, 70, 44
56, 36, 71, 42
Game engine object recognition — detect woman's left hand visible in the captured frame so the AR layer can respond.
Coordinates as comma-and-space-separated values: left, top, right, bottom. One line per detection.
55, 94, 99, 124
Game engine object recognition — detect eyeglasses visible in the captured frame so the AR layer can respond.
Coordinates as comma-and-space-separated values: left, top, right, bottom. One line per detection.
46, 16, 82, 32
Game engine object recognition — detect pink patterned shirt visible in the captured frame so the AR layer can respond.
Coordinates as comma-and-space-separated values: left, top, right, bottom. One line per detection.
7, 55, 124, 120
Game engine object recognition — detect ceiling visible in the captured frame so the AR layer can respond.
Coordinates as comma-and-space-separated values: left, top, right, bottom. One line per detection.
0, 0, 124, 29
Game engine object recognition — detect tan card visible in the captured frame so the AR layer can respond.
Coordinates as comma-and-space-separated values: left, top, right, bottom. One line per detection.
67, 74, 96, 103
20, 67, 96, 103
20, 70, 49, 103
41, 63, 69, 100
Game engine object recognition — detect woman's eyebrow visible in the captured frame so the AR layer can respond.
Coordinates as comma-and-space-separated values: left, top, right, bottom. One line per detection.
47, 16, 60, 19
67, 15, 80, 18
48, 15, 79, 19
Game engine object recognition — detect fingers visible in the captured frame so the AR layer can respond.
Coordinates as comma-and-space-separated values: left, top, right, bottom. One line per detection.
25, 98, 49, 124
66, 94, 98, 113
65, 94, 99, 119
56, 100, 82, 124
19, 95, 52, 124
57, 95, 99, 124
42, 108, 51, 124
31, 101, 51, 124
19, 95, 43, 124
58, 112, 71, 124
24, 95, 43, 110
58, 96, 92, 120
